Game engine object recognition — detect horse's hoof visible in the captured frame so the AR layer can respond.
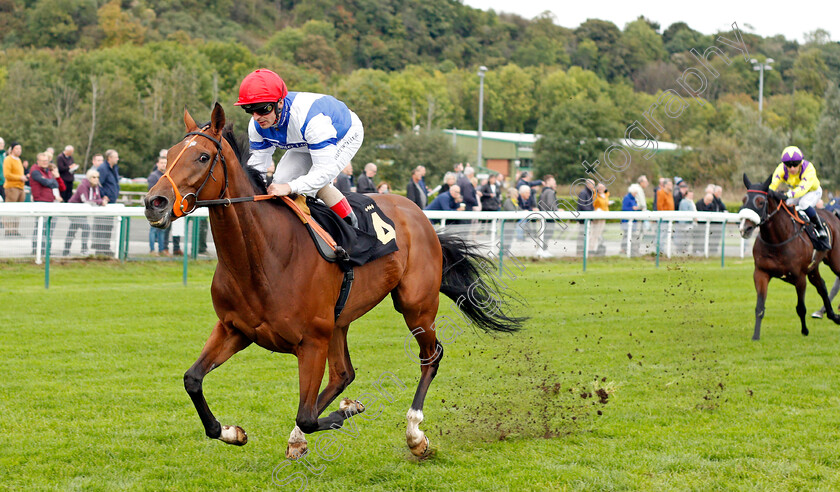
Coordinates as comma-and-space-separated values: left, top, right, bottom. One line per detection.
752, 336, 760, 341
339, 398, 365, 416
219, 425, 248, 446
811, 312, 823, 319
802, 328, 810, 336
409, 435, 430, 457
286, 441, 308, 460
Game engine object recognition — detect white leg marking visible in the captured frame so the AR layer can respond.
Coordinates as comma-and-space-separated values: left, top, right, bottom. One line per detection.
339, 398, 365, 415
406, 408, 425, 447
220, 426, 238, 442
289, 425, 307, 444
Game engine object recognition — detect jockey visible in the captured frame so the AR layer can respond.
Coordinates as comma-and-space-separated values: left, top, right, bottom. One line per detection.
769, 145, 826, 238
235, 69, 362, 227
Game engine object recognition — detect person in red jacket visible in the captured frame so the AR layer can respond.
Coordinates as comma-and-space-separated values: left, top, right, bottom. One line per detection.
29, 153, 63, 203
29, 152, 63, 255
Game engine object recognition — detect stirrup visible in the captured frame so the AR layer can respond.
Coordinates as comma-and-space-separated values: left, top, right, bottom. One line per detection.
344, 210, 358, 228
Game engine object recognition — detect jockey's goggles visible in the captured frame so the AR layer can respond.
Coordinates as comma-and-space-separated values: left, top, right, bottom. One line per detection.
242, 102, 276, 116
784, 160, 802, 168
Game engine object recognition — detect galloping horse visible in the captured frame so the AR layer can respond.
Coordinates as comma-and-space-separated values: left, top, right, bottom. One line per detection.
739, 173, 840, 340
144, 104, 524, 458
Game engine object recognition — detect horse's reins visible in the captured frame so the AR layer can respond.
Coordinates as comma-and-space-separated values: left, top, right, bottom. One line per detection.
747, 189, 808, 247
158, 127, 339, 250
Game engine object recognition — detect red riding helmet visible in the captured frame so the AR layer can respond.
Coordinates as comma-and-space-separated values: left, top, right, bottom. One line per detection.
234, 69, 288, 106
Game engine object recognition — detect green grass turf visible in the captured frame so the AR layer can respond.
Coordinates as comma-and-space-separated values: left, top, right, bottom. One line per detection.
2, 257, 840, 491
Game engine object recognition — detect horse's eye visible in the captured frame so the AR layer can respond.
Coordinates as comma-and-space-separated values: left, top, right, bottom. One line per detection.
755, 196, 765, 208
198, 153, 210, 163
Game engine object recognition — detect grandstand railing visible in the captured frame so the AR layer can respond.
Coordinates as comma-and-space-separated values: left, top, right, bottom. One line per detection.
0, 203, 750, 286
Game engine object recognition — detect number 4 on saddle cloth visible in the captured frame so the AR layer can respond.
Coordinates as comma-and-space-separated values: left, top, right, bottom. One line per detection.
284, 192, 399, 320
294, 192, 398, 266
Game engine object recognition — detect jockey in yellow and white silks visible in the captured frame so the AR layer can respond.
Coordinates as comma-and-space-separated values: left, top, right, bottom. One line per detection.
769, 145, 826, 237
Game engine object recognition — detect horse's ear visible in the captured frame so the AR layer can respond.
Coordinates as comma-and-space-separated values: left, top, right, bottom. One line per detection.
763, 174, 773, 188
743, 173, 751, 189
184, 107, 198, 132
210, 102, 225, 135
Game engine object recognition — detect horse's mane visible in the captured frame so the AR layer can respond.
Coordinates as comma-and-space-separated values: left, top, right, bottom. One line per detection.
217, 122, 267, 195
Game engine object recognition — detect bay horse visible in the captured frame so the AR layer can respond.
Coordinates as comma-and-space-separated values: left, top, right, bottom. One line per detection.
144, 103, 525, 458
739, 173, 840, 340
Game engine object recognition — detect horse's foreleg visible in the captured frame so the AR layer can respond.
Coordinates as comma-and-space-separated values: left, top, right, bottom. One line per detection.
285, 326, 363, 459
808, 269, 839, 325
753, 270, 770, 341
184, 321, 251, 444
316, 325, 357, 416
795, 277, 809, 336
289, 337, 364, 459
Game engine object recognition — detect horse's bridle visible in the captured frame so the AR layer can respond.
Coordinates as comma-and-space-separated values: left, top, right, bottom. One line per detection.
745, 188, 807, 247
159, 127, 230, 218
743, 189, 779, 227
156, 126, 281, 220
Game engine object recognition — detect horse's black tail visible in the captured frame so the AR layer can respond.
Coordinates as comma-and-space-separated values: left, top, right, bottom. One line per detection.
437, 233, 527, 333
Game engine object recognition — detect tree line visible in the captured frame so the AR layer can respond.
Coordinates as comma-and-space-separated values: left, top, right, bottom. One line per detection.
1, 0, 839, 189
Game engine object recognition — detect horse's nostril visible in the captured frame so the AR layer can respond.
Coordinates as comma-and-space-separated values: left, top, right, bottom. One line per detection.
152, 196, 167, 209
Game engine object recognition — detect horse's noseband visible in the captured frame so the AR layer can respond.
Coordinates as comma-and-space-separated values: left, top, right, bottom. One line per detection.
158, 127, 228, 218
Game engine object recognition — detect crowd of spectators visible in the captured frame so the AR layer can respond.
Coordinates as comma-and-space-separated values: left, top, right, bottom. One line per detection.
0, 139, 197, 257
329, 161, 740, 256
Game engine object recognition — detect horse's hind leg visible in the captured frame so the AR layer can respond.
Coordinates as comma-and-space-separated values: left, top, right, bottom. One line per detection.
184, 321, 252, 445
795, 276, 809, 336
393, 285, 442, 457
808, 269, 840, 324
285, 325, 363, 459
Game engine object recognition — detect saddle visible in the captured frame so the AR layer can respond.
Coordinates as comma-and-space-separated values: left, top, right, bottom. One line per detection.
798, 211, 831, 251
282, 193, 399, 319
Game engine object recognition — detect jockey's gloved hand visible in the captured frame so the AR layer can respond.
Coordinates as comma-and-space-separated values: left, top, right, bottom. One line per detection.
768, 189, 786, 202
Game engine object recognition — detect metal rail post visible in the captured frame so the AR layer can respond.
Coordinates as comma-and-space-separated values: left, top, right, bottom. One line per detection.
583, 219, 590, 271
44, 217, 52, 289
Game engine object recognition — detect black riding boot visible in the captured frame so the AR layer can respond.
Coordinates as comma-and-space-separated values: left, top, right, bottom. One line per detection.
813, 216, 827, 238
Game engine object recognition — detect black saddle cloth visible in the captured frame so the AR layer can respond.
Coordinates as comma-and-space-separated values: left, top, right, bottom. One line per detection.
305, 193, 399, 266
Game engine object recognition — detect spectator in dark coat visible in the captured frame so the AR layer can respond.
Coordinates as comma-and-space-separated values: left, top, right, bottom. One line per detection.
516, 171, 543, 197
93, 150, 119, 256
335, 164, 354, 193
517, 184, 537, 211
538, 175, 558, 211
673, 179, 687, 206
356, 162, 377, 193
55, 145, 78, 203
576, 179, 595, 212
456, 167, 479, 210
713, 185, 726, 212
425, 185, 463, 211
406, 166, 427, 209
97, 149, 120, 204
696, 192, 715, 212
478, 173, 501, 211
